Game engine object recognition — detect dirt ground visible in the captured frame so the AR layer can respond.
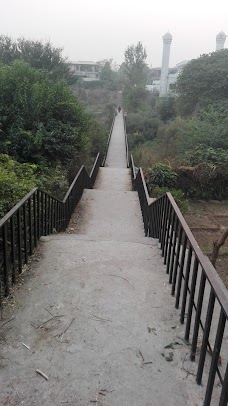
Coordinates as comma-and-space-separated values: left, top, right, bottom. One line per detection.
184, 200, 228, 288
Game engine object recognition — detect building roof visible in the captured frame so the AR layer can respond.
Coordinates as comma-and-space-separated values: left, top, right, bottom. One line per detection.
163, 32, 172, 40
69, 61, 98, 66
216, 31, 226, 39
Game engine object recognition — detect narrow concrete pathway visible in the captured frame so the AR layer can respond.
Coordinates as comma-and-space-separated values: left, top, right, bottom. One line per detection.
0, 112, 216, 405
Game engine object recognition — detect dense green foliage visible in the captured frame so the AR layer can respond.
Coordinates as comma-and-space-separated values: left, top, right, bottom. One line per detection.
126, 49, 228, 203
124, 42, 147, 88
98, 59, 118, 90
0, 154, 37, 216
0, 42, 108, 218
152, 186, 189, 212
176, 50, 228, 116
0, 154, 70, 217
0, 35, 74, 83
127, 112, 160, 147
156, 97, 176, 122
147, 164, 177, 188
0, 61, 88, 167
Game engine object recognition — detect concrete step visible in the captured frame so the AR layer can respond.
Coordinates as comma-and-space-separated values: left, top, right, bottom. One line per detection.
105, 112, 127, 168
69, 189, 145, 241
94, 167, 132, 191
42, 233, 159, 247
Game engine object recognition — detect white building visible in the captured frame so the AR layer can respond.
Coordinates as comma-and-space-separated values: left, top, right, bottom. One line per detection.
216, 31, 227, 51
146, 61, 188, 94
160, 32, 173, 96
68, 61, 100, 81
146, 30, 227, 96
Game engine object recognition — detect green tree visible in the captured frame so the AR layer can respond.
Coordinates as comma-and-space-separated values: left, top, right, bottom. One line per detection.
0, 154, 37, 217
124, 42, 147, 87
156, 97, 176, 122
97, 59, 117, 90
0, 35, 74, 83
176, 50, 228, 116
0, 61, 88, 167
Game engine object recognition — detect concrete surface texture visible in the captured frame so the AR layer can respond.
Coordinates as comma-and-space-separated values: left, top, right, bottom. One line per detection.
0, 112, 220, 405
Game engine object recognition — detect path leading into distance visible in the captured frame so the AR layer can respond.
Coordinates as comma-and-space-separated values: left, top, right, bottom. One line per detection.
0, 112, 219, 405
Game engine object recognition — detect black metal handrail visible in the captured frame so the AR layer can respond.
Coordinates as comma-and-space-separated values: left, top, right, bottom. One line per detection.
130, 154, 228, 406
90, 152, 103, 187
0, 153, 102, 304
123, 111, 129, 168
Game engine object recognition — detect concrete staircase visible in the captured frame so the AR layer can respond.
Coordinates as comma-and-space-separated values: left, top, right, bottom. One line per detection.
0, 112, 212, 406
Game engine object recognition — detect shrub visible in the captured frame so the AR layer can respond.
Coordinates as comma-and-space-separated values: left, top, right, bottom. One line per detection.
176, 163, 228, 200
147, 164, 177, 189
156, 97, 176, 122
152, 186, 189, 213
0, 154, 37, 217
0, 61, 88, 168
188, 145, 228, 166
131, 144, 161, 168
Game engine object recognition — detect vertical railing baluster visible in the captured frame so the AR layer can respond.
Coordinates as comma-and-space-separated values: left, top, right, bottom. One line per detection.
203, 310, 226, 406
48, 195, 51, 234
161, 196, 168, 252
17, 208, 23, 273
28, 198, 33, 255
45, 193, 48, 235
185, 256, 199, 341
164, 204, 172, 265
190, 271, 206, 361
158, 197, 164, 243
33, 192, 37, 247
196, 289, 215, 385
153, 201, 158, 238
219, 362, 228, 406
23, 203, 28, 264
37, 190, 41, 239
3, 224, 9, 296
148, 204, 152, 237
166, 210, 176, 275
175, 234, 187, 309
171, 226, 183, 295
10, 216, 16, 284
50, 198, 54, 233
57, 201, 60, 231
53, 199, 56, 231
180, 245, 193, 324
41, 191, 44, 236
168, 215, 179, 283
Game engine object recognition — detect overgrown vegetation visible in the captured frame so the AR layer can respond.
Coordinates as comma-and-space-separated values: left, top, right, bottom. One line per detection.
0, 37, 107, 218
2, 35, 227, 217
125, 48, 228, 205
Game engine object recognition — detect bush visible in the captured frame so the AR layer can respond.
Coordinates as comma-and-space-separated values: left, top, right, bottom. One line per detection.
0, 61, 88, 167
0, 154, 73, 218
0, 154, 37, 217
176, 163, 228, 200
156, 97, 176, 122
130, 144, 161, 168
152, 186, 189, 213
147, 164, 177, 189
188, 145, 228, 166
127, 112, 160, 147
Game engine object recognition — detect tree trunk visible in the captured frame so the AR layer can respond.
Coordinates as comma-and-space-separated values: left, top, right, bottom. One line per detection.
211, 229, 228, 268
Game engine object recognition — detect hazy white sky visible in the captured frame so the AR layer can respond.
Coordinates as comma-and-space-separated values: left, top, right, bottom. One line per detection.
1, 0, 228, 67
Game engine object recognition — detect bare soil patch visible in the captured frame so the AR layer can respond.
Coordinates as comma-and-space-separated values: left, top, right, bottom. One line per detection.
184, 200, 228, 288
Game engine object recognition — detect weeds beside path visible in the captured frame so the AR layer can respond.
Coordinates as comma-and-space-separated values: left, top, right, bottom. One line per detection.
184, 200, 228, 288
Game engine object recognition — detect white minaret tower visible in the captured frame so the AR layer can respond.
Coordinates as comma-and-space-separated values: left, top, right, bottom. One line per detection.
216, 31, 227, 50
160, 32, 173, 97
